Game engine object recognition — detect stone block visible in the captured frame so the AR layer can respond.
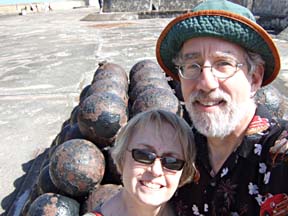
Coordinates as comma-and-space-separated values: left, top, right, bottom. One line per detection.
252, 0, 288, 17
158, 0, 199, 11
103, 0, 151, 12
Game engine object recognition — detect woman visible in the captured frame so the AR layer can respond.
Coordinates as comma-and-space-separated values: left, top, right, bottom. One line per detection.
85, 109, 196, 216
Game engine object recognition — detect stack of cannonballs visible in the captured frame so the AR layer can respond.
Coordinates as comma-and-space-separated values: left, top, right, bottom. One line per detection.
23, 60, 182, 216
128, 59, 181, 118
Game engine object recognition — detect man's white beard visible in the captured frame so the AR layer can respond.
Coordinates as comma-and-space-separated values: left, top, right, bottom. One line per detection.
186, 89, 251, 138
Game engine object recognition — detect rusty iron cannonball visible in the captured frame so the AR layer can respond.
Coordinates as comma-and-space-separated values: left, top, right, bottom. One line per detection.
94, 61, 127, 80
129, 67, 166, 92
131, 87, 181, 118
49, 139, 105, 197
63, 123, 84, 143
129, 60, 165, 89
52, 123, 84, 147
128, 77, 172, 103
129, 59, 162, 81
85, 79, 128, 105
92, 62, 128, 91
69, 105, 80, 125
84, 184, 123, 213
77, 92, 128, 148
101, 147, 122, 185
79, 84, 91, 105
27, 193, 80, 216
256, 85, 288, 120
37, 164, 61, 195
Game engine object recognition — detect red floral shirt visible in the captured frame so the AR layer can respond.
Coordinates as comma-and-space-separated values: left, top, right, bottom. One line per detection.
171, 104, 288, 216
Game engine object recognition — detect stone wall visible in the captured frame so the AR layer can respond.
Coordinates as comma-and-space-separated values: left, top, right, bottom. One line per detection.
103, 0, 288, 33
104, 0, 151, 12
252, 0, 288, 16
251, 0, 288, 33
103, 0, 288, 15
157, 0, 200, 11
103, 0, 201, 12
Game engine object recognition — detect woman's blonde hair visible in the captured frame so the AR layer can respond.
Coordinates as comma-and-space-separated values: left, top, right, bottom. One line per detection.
111, 109, 196, 187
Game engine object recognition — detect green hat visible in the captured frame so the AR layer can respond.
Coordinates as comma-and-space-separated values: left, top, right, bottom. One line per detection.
156, 0, 280, 86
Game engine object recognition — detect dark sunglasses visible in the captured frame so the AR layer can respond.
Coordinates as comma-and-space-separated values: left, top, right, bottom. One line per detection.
128, 148, 185, 171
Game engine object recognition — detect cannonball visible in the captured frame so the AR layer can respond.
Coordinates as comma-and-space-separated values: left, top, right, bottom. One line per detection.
55, 123, 85, 146
37, 164, 60, 195
52, 124, 71, 146
256, 85, 287, 120
94, 61, 127, 80
85, 79, 128, 105
79, 84, 91, 105
49, 145, 58, 159
63, 123, 84, 143
131, 87, 181, 118
27, 193, 80, 216
128, 77, 171, 103
69, 105, 79, 125
60, 118, 70, 131
129, 59, 161, 81
101, 147, 121, 185
129, 61, 166, 91
129, 69, 166, 92
49, 139, 105, 197
92, 62, 128, 91
77, 92, 128, 147
84, 184, 122, 212
21, 184, 41, 216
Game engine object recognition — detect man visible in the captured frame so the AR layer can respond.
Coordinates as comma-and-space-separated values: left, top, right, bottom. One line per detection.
156, 0, 288, 215
98, 0, 103, 13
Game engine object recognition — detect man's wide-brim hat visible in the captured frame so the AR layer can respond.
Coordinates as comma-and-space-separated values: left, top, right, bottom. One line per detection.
156, 0, 280, 86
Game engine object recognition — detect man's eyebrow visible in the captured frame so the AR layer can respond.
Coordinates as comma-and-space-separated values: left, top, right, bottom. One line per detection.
213, 51, 238, 60
183, 52, 201, 60
182, 51, 239, 61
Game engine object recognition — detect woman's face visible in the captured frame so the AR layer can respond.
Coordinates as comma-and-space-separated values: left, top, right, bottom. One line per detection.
121, 120, 184, 208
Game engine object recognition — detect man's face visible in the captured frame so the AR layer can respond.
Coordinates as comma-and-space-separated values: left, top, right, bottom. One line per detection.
179, 37, 261, 138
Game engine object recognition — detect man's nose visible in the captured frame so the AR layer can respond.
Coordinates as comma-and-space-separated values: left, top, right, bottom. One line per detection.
196, 65, 219, 92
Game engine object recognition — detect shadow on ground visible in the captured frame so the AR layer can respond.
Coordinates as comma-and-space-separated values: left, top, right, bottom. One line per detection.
1, 150, 49, 216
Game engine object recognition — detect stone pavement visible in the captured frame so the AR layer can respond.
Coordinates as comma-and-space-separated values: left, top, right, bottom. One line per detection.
0, 7, 287, 215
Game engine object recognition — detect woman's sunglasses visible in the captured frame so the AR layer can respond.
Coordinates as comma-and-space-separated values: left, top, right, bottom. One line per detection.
128, 148, 185, 171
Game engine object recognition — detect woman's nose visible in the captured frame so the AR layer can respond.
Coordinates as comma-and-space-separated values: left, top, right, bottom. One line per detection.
149, 158, 164, 176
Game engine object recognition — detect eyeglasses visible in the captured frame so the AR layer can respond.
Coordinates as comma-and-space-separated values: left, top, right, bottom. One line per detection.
127, 148, 185, 171
177, 60, 244, 80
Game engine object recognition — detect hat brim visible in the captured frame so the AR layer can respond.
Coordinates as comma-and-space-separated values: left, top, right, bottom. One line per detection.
156, 10, 280, 86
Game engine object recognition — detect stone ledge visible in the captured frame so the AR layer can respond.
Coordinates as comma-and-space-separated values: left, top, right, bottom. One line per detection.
138, 10, 190, 19
81, 10, 190, 21
81, 12, 139, 21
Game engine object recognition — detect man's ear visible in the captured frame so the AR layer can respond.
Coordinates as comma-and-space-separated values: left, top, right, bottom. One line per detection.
250, 64, 264, 97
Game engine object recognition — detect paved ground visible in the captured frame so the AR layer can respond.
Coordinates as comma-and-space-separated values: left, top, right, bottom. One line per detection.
0, 7, 288, 215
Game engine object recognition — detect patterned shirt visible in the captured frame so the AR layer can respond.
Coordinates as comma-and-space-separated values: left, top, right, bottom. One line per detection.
171, 104, 288, 216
